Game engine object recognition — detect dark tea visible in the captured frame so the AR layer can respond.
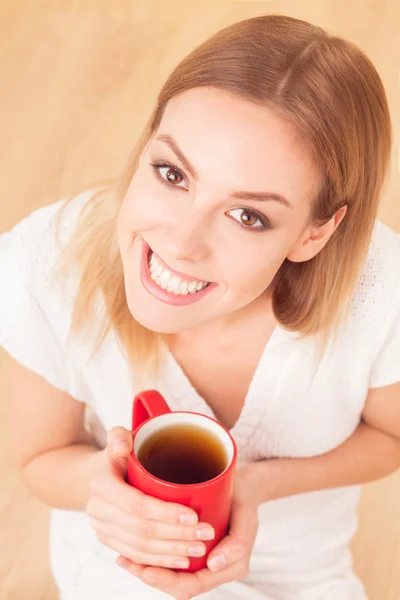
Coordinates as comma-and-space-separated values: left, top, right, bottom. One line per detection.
137, 423, 228, 484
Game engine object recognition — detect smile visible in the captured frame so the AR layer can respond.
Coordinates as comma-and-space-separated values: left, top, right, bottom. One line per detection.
149, 250, 211, 295
140, 239, 217, 306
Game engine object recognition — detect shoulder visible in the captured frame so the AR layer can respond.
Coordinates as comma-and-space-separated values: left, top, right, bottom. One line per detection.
0, 187, 102, 351
349, 219, 400, 346
0, 187, 97, 292
353, 219, 400, 308
0, 187, 103, 391
365, 219, 400, 276
1, 187, 96, 267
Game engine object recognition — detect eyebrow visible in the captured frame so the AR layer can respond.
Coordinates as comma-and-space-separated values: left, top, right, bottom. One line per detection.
154, 133, 293, 209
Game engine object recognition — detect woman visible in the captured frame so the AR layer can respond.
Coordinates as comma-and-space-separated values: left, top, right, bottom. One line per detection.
1, 13, 400, 600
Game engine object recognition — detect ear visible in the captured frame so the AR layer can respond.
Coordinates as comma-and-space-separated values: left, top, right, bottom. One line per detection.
287, 205, 348, 263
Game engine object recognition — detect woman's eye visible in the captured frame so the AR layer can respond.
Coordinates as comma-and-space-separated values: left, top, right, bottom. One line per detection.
150, 162, 187, 190
227, 208, 270, 232
150, 162, 270, 232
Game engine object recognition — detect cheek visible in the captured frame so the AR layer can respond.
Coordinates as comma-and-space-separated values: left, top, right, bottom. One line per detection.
223, 245, 284, 299
118, 179, 172, 236
225, 261, 272, 298
118, 188, 143, 227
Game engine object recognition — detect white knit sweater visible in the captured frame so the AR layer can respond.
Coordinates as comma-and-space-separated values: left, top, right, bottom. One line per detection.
1, 189, 399, 600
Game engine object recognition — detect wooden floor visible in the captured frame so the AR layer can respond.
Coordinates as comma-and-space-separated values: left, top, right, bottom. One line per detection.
0, 2, 399, 599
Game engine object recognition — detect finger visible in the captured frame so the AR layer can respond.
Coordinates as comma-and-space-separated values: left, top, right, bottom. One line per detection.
137, 564, 200, 596
119, 561, 190, 599
207, 503, 254, 571
106, 426, 133, 474
96, 533, 192, 570
88, 496, 215, 542
196, 559, 250, 590
90, 517, 208, 558
207, 541, 244, 572
92, 471, 199, 525
137, 563, 247, 598
136, 562, 249, 599
116, 555, 145, 577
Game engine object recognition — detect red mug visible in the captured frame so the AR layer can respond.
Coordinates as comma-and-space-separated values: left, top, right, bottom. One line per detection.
127, 390, 237, 572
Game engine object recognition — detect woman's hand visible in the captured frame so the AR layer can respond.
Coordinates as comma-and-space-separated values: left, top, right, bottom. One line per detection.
85, 427, 216, 570
116, 464, 262, 600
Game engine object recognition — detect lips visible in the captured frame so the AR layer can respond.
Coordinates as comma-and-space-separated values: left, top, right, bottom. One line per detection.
140, 239, 217, 307
148, 249, 211, 296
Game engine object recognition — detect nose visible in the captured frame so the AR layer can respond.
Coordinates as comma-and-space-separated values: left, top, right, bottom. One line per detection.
164, 208, 210, 264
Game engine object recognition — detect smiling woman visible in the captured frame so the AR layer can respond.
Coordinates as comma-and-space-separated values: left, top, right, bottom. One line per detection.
115, 86, 327, 337
55, 15, 391, 371
1, 12, 399, 600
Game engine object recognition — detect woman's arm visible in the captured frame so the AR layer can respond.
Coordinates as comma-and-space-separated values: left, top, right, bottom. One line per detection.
247, 382, 400, 504
10, 358, 105, 510
21, 442, 105, 510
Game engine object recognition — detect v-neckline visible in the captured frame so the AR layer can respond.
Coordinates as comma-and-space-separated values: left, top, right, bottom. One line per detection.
161, 322, 293, 451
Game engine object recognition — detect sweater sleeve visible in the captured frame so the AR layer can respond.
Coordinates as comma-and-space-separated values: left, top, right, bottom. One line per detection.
0, 190, 96, 393
0, 227, 69, 391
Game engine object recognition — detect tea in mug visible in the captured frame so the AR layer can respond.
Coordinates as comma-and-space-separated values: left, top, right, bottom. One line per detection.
137, 423, 228, 484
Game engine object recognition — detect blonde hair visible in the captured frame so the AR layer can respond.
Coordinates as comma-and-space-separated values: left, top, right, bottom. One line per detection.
56, 14, 392, 381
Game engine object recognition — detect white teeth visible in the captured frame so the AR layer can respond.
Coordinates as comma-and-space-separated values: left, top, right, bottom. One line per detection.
167, 276, 180, 292
148, 249, 210, 295
159, 270, 171, 286
179, 281, 189, 295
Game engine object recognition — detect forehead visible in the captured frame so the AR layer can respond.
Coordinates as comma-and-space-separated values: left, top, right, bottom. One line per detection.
154, 87, 321, 209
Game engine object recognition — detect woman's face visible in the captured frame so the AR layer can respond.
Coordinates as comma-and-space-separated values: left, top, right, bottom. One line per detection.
117, 87, 322, 334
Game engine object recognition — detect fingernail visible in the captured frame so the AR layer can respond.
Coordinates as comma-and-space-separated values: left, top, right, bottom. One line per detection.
188, 544, 206, 557
196, 527, 215, 541
174, 558, 190, 569
208, 553, 227, 572
179, 513, 198, 525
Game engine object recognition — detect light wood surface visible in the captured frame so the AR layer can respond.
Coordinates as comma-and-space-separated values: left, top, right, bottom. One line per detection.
0, 2, 399, 599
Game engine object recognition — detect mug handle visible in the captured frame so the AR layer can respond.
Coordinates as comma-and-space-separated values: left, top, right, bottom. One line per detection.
132, 390, 171, 432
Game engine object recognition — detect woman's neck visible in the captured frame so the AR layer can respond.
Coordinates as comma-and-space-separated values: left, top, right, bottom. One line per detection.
166, 290, 276, 350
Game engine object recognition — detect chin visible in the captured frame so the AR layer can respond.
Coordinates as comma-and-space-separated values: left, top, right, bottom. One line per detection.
133, 314, 184, 334
125, 300, 192, 334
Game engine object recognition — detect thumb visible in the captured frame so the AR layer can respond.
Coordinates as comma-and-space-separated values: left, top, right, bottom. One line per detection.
207, 502, 254, 572
106, 426, 133, 474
